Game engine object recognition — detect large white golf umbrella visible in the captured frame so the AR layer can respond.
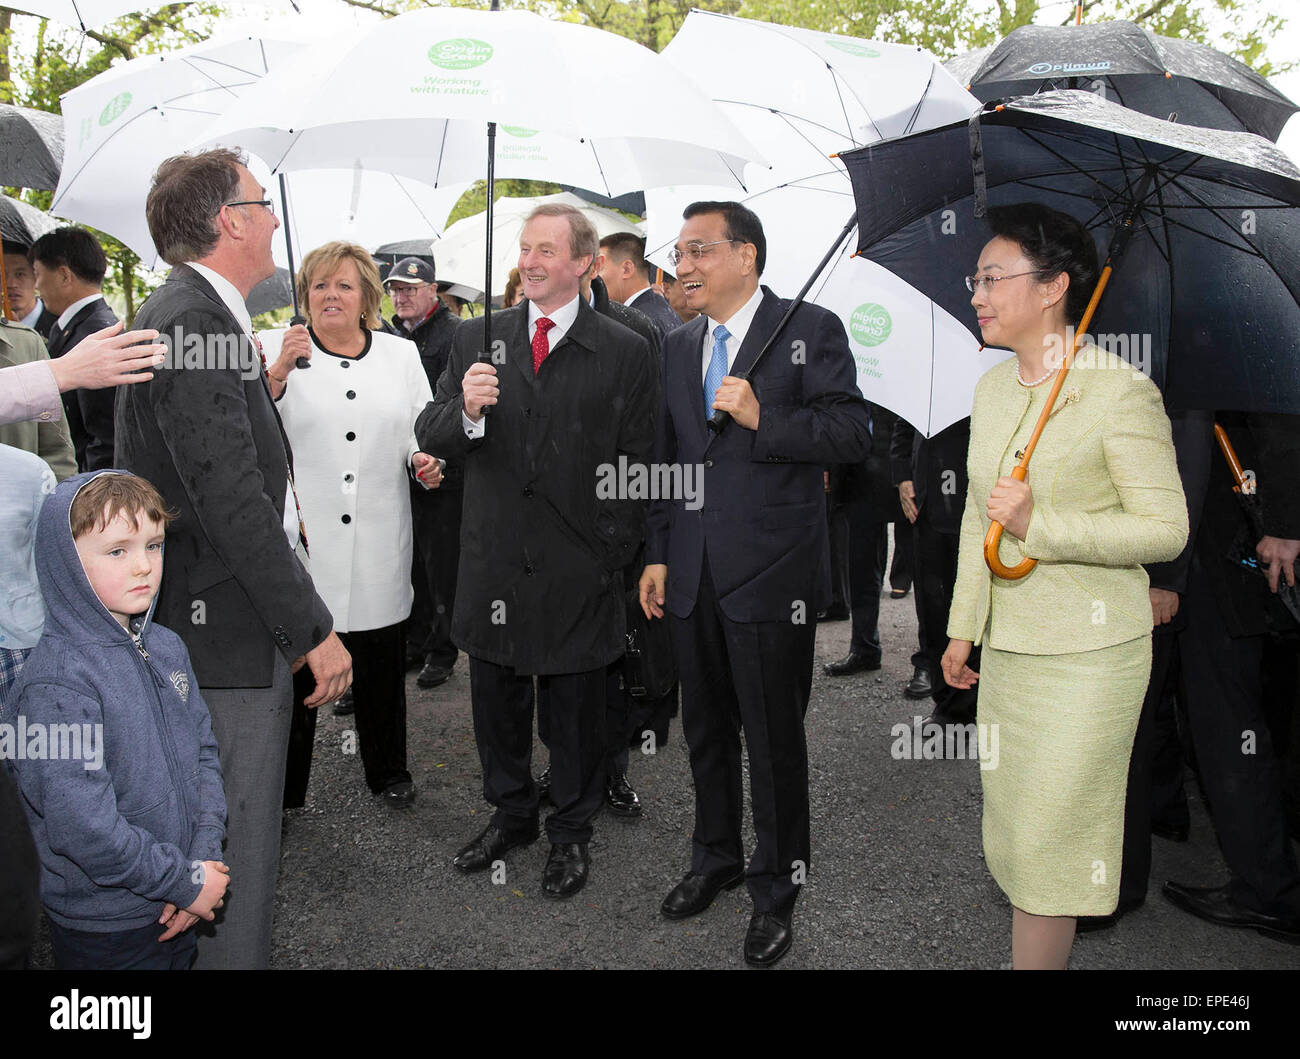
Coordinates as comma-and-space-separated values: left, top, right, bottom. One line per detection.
51, 33, 309, 268
3, 0, 294, 33
433, 191, 642, 302
644, 12, 991, 435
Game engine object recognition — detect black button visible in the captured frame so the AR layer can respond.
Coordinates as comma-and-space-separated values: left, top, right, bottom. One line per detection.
340, 360, 350, 368
345, 431, 356, 441
522, 486, 533, 498
346, 390, 356, 400
344, 473, 354, 483
524, 563, 535, 575
704, 459, 713, 468
341, 514, 352, 524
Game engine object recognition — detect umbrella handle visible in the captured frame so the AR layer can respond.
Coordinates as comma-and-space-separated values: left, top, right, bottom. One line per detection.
983, 464, 1036, 579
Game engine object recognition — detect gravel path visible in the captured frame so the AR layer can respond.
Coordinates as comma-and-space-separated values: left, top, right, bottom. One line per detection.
268, 590, 1300, 971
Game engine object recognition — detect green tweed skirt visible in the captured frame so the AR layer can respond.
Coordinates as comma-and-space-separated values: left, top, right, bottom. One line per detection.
978, 636, 1151, 917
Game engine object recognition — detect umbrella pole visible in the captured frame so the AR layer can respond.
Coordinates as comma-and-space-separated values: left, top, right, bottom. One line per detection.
0, 252, 10, 319
479, 119, 496, 387
706, 213, 858, 435
277, 173, 310, 369
982, 169, 1155, 579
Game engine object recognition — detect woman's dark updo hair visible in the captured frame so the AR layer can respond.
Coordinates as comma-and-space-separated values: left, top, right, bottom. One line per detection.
986, 203, 1099, 326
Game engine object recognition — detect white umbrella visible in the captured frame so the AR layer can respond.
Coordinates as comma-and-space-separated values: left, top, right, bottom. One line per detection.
197, 9, 764, 195
273, 167, 467, 269
642, 11, 988, 435
51, 33, 309, 268
433, 191, 642, 301
4, 0, 295, 33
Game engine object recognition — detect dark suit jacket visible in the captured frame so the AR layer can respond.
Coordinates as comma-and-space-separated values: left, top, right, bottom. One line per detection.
48, 296, 119, 471
646, 286, 872, 623
889, 415, 971, 535
416, 298, 656, 674
830, 402, 901, 520
1189, 411, 1300, 638
391, 302, 464, 492
115, 265, 334, 688
30, 305, 57, 342
625, 287, 681, 339
592, 277, 661, 369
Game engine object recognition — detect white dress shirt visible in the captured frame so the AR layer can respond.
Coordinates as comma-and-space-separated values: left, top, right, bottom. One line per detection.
55, 293, 104, 331
463, 294, 581, 438
701, 284, 765, 378
187, 261, 298, 549
17, 299, 46, 330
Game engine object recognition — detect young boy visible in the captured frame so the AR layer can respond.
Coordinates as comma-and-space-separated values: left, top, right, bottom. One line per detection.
2, 470, 228, 970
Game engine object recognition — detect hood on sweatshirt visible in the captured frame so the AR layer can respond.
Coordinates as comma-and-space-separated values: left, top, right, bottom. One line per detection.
35, 469, 158, 650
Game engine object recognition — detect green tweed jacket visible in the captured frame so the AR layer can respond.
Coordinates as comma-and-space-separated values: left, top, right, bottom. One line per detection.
0, 319, 76, 482
947, 347, 1188, 655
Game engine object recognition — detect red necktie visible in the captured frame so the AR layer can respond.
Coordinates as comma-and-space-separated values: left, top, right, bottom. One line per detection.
532, 316, 555, 375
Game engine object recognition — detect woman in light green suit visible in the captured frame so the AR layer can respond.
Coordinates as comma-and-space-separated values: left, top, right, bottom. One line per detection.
942, 204, 1188, 970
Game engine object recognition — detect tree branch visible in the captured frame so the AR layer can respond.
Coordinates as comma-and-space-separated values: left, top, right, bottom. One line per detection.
337, 0, 401, 15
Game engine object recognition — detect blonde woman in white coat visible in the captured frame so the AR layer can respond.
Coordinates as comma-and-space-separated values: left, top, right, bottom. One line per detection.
263, 241, 441, 808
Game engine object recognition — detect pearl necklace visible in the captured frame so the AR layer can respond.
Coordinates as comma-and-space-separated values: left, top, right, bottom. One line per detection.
1016, 362, 1058, 387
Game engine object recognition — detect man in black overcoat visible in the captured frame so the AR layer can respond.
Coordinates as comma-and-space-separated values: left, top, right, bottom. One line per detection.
417, 204, 655, 898
639, 201, 871, 966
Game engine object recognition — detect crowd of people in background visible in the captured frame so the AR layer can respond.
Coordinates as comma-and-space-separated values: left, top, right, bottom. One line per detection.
0, 145, 1296, 972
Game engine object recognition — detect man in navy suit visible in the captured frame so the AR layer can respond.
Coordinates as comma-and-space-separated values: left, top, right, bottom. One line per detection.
639, 202, 870, 966
598, 232, 682, 339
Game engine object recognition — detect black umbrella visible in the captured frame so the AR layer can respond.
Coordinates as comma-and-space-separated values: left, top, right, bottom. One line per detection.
0, 104, 64, 190
841, 89, 1300, 574
946, 20, 1298, 141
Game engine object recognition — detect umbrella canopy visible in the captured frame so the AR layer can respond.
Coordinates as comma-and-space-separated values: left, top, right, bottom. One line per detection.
640, 10, 984, 435
51, 33, 309, 268
3, 0, 293, 33
0, 104, 63, 190
946, 20, 1298, 141
841, 90, 1300, 415
197, 8, 764, 196
433, 191, 642, 301
0, 194, 61, 246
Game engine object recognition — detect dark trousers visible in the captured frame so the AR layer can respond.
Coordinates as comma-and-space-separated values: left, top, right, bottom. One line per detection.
669, 554, 816, 914
889, 519, 913, 593
471, 657, 606, 844
409, 489, 462, 669
283, 664, 319, 809
1117, 629, 1189, 905
338, 623, 411, 794
1180, 553, 1300, 915
846, 501, 888, 661
828, 503, 850, 614
913, 514, 978, 717
49, 918, 197, 970
0, 765, 39, 970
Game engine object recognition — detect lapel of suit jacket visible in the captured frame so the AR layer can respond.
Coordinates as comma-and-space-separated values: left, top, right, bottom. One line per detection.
988, 366, 1032, 469
671, 315, 710, 447
498, 303, 535, 391
48, 298, 106, 356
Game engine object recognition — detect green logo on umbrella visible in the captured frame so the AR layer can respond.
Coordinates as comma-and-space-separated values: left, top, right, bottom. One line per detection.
98, 91, 132, 126
501, 126, 538, 138
826, 40, 880, 58
850, 303, 891, 346
428, 38, 494, 70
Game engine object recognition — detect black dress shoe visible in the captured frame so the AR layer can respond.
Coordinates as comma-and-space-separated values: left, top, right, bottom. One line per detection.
744, 909, 793, 967
537, 764, 552, 806
452, 822, 539, 873
417, 662, 451, 689
1162, 881, 1300, 942
823, 651, 882, 677
606, 773, 642, 817
333, 687, 355, 715
660, 870, 744, 920
816, 606, 850, 622
903, 665, 932, 699
541, 843, 589, 899
1076, 896, 1143, 934
890, 586, 910, 599
1152, 820, 1190, 843
381, 779, 416, 809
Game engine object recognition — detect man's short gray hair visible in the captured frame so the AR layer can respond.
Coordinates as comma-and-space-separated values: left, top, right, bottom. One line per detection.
146, 147, 246, 266
524, 203, 598, 264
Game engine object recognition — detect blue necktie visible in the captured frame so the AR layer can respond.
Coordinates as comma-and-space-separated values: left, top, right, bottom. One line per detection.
704, 323, 730, 418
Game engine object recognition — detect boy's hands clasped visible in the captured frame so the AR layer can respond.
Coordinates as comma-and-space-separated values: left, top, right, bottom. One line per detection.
159, 859, 229, 941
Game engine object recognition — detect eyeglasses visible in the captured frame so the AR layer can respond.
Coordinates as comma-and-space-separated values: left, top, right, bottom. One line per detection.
387, 284, 430, 297
224, 199, 276, 215
667, 239, 736, 268
965, 270, 1044, 293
